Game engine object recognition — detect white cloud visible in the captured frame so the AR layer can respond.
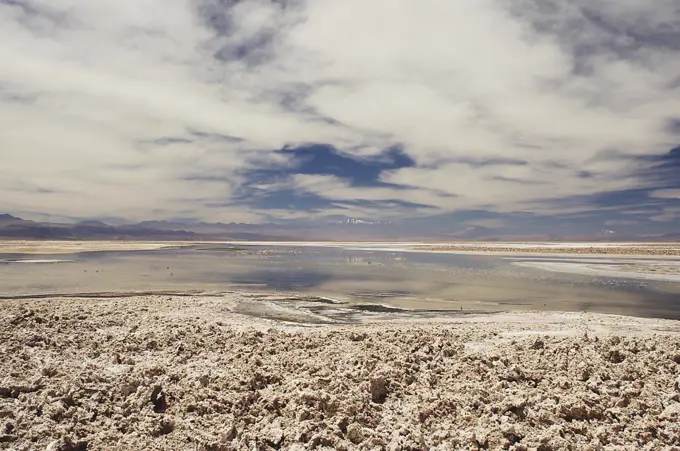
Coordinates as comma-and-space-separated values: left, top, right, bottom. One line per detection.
463, 218, 506, 229
0, 0, 678, 222
604, 219, 638, 226
649, 206, 680, 223
290, 174, 441, 218
650, 189, 680, 199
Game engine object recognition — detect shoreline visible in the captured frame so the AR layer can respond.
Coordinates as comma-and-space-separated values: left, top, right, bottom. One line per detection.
412, 243, 680, 257
512, 260, 680, 283
0, 240, 186, 255
3, 239, 680, 257
2, 293, 680, 450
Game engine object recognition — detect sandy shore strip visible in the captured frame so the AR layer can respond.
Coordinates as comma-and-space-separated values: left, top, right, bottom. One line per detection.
5, 239, 680, 258
2, 293, 680, 450
513, 260, 680, 282
414, 243, 680, 257
0, 241, 189, 255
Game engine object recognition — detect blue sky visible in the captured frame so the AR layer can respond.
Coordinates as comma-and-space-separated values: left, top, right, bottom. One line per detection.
1, 0, 679, 234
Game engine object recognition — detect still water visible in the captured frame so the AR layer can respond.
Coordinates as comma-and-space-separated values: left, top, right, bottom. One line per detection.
1, 245, 679, 319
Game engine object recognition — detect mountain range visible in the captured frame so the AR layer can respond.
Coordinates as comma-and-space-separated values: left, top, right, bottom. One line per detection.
1, 213, 678, 242
0, 214, 406, 241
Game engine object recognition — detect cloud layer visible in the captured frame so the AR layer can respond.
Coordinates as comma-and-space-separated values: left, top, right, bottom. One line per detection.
1, 0, 679, 229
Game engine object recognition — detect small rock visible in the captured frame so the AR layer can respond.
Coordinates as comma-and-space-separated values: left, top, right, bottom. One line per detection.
337, 417, 349, 433
606, 349, 626, 364
265, 418, 284, 446
346, 423, 364, 444
530, 338, 545, 350
151, 386, 167, 413
45, 438, 89, 451
369, 376, 388, 403
0, 435, 16, 444
221, 423, 237, 442
349, 332, 367, 342
155, 419, 174, 436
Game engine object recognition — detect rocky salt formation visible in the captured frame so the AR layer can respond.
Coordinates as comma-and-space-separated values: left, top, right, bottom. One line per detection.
1, 295, 680, 450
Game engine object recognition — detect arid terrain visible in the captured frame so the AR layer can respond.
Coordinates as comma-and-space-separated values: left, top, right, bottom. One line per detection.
0, 241, 185, 255
414, 243, 680, 257
2, 293, 680, 450
4, 239, 680, 257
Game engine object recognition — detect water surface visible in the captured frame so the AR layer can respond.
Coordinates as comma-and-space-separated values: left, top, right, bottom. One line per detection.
1, 245, 679, 319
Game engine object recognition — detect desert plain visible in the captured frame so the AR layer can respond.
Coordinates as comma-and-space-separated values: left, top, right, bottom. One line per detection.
2, 241, 680, 450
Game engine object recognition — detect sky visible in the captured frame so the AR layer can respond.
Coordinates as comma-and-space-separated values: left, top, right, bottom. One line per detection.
1, 0, 679, 234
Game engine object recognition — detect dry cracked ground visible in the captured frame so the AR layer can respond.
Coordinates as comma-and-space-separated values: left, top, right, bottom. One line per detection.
2, 294, 680, 450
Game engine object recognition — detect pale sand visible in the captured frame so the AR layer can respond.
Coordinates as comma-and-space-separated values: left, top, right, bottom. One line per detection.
513, 260, 680, 282
0, 241, 187, 255
2, 293, 680, 450
4, 239, 680, 258
414, 243, 680, 257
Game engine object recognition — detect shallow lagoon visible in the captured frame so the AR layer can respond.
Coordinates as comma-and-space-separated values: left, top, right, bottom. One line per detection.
1, 244, 679, 319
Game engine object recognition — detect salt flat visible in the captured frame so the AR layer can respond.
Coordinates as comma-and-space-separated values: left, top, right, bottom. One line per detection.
414, 242, 680, 257
3, 239, 680, 257
2, 240, 680, 449
2, 293, 680, 450
513, 260, 680, 282
0, 240, 186, 255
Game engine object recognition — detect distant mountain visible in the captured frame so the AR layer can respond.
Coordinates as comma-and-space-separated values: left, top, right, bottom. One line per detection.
0, 214, 410, 241
0, 212, 678, 242
0, 213, 22, 222
137, 220, 180, 229
661, 232, 680, 241
135, 220, 297, 240
0, 214, 197, 240
0, 213, 312, 241
76, 220, 110, 227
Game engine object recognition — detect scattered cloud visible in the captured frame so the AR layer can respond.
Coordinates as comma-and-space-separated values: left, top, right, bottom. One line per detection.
604, 219, 638, 227
650, 189, 680, 199
0, 0, 679, 232
462, 218, 507, 229
650, 206, 680, 223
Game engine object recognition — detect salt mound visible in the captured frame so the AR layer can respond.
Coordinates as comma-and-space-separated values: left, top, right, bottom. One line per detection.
1, 294, 680, 450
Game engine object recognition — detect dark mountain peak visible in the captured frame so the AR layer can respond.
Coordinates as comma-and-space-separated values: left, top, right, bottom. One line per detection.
136, 220, 177, 229
0, 213, 21, 222
138, 220, 169, 225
